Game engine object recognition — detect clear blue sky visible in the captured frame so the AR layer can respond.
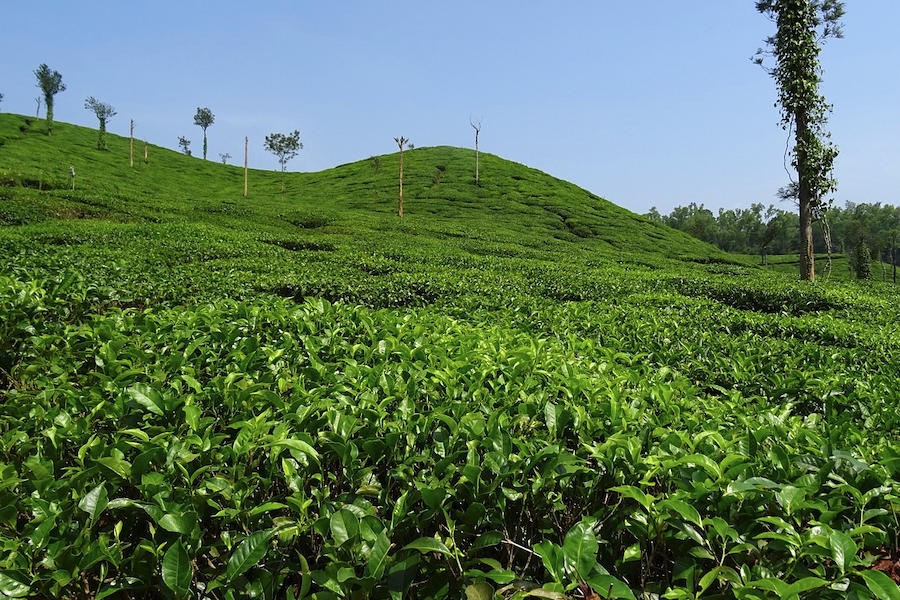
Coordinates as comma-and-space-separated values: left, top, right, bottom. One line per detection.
1, 1, 898, 216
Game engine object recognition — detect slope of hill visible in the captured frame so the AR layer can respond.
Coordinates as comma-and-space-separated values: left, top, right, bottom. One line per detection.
0, 112, 744, 304
4, 113, 900, 599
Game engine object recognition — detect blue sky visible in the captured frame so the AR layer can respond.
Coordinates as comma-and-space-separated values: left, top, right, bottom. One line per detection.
1, 1, 898, 216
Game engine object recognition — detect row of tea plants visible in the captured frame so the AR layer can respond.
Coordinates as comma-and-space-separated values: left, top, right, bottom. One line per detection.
3, 257, 900, 599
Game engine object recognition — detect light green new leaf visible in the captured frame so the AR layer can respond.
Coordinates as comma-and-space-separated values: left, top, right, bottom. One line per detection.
401, 536, 452, 555
859, 570, 900, 600
226, 529, 274, 581
161, 541, 192, 599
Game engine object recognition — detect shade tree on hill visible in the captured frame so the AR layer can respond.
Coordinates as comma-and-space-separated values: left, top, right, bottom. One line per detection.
264, 130, 302, 201
193, 107, 214, 160
84, 97, 116, 151
34, 64, 66, 135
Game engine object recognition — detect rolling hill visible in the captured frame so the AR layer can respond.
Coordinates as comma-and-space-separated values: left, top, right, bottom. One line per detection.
0, 112, 743, 308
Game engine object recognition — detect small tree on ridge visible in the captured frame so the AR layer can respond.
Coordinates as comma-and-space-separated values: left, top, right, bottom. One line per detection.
178, 136, 192, 156
84, 97, 117, 150
34, 64, 66, 135
264, 130, 302, 200
193, 107, 215, 160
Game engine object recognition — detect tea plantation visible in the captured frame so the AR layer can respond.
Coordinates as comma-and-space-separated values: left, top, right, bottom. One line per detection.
2, 113, 900, 599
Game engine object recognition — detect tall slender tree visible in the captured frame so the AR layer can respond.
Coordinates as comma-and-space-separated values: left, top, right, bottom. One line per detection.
84, 97, 117, 150
34, 64, 66, 135
470, 117, 482, 184
754, 0, 845, 282
394, 137, 409, 217
193, 107, 215, 160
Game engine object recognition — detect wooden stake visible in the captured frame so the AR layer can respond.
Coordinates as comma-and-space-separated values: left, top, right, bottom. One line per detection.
244, 136, 249, 197
130, 120, 134, 168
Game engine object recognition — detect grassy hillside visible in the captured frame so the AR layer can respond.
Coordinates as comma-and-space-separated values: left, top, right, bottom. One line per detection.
0, 112, 741, 307
3, 113, 900, 600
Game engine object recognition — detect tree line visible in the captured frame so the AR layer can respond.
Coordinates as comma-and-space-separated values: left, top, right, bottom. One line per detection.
646, 201, 900, 279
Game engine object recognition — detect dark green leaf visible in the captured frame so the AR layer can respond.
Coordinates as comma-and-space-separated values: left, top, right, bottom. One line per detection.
226, 529, 274, 581
161, 541, 192, 599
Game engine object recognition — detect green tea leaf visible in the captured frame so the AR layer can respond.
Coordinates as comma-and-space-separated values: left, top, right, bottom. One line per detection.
161, 541, 192, 599
859, 570, 900, 600
658, 499, 703, 529
331, 508, 360, 546
95, 456, 132, 479
785, 577, 828, 596
830, 531, 857, 574
583, 574, 637, 600
271, 438, 321, 465
562, 518, 599, 579
367, 530, 391, 580
78, 482, 109, 526
158, 512, 197, 535
402, 536, 452, 555
226, 529, 274, 581
0, 572, 31, 598
387, 551, 419, 600
610, 485, 652, 510
128, 383, 164, 416
465, 582, 494, 600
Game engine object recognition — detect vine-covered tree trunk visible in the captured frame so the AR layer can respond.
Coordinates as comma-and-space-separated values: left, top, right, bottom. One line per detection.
796, 110, 815, 281
756, 0, 844, 282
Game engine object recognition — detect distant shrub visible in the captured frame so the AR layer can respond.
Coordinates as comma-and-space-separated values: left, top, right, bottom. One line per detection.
855, 242, 872, 280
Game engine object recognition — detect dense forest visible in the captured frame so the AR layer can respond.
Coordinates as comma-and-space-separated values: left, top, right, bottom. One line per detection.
646, 201, 900, 275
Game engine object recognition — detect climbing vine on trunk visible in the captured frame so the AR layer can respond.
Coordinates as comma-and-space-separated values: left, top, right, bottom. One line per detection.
754, 0, 844, 282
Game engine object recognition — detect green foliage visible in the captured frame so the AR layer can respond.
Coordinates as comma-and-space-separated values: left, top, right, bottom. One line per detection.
754, 0, 845, 281
178, 135, 191, 156
33, 63, 66, 135
856, 241, 872, 280
264, 130, 303, 200
194, 107, 214, 160
84, 96, 117, 150
2, 113, 900, 598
